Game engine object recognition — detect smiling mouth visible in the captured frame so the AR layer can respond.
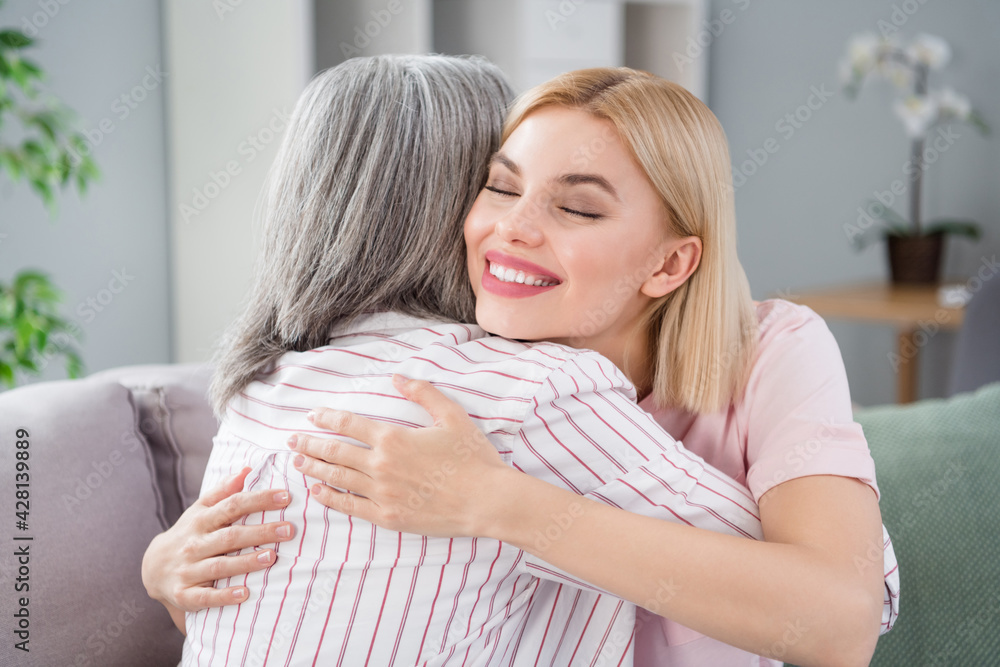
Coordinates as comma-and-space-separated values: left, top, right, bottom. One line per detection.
488, 261, 561, 287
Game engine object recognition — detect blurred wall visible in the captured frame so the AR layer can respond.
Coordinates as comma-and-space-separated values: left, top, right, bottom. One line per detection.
2, 0, 995, 405
707, 0, 1000, 405
0, 0, 171, 382
164, 0, 312, 364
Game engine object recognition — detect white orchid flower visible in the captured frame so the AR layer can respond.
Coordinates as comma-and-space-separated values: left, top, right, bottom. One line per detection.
882, 60, 914, 90
934, 87, 971, 120
847, 33, 880, 72
906, 34, 951, 69
893, 95, 940, 138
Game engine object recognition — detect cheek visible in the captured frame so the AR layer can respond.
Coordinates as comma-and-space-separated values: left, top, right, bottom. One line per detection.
463, 200, 491, 248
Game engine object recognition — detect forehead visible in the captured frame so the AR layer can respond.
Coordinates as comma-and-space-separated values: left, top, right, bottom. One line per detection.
502, 107, 625, 166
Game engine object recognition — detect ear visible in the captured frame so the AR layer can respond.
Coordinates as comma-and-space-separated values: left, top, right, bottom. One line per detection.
640, 236, 702, 299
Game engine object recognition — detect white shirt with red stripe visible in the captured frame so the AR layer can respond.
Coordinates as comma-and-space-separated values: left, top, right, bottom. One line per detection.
181, 312, 763, 666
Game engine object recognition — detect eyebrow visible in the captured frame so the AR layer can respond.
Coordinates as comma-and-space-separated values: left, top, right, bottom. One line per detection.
489, 152, 621, 202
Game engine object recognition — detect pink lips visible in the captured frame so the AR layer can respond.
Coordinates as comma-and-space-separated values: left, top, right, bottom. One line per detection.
481, 250, 562, 299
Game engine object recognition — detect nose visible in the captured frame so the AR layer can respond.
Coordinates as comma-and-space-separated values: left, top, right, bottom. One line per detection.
495, 199, 544, 247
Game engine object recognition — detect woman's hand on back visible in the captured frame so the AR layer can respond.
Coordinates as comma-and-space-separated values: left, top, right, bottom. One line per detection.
289, 374, 512, 538
141, 467, 295, 632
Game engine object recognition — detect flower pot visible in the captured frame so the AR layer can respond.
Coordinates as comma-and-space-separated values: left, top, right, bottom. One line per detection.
886, 232, 944, 284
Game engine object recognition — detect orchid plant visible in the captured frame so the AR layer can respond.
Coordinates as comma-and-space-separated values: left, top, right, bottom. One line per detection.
839, 33, 989, 246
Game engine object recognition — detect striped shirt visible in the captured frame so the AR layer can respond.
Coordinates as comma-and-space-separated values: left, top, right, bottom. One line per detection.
181, 312, 763, 666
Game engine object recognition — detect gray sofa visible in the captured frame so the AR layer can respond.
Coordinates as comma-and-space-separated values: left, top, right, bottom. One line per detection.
0, 363, 216, 665
2, 361, 998, 665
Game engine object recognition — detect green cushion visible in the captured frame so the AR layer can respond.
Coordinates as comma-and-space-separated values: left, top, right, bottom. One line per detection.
858, 382, 1000, 665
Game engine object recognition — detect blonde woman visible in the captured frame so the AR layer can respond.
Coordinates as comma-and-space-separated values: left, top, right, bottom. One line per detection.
146, 66, 898, 665
288, 68, 899, 666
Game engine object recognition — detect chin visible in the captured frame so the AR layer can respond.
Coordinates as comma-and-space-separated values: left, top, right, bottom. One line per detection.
476, 307, 542, 342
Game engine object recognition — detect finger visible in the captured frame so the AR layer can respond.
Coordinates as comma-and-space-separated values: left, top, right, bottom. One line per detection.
205, 521, 295, 557
306, 408, 395, 448
289, 433, 370, 471
292, 453, 372, 497
204, 488, 293, 531
392, 375, 467, 427
199, 466, 252, 508
184, 549, 280, 594
180, 582, 253, 611
309, 483, 380, 524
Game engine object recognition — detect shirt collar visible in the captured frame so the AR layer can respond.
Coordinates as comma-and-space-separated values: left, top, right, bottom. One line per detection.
326, 311, 457, 344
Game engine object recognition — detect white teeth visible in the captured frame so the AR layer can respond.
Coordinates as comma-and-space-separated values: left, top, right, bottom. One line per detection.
488, 261, 558, 287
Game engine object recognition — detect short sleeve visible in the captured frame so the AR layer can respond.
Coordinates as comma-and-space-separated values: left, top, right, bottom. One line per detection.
742, 301, 879, 501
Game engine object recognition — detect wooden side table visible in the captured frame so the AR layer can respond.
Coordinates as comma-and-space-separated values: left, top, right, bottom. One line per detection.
785, 282, 965, 403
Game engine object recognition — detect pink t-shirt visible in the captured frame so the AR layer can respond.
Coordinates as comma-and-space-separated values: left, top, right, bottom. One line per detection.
633, 299, 881, 666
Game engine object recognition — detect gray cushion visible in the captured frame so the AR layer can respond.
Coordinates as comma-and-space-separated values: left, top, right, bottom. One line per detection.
90, 364, 217, 525
0, 377, 184, 664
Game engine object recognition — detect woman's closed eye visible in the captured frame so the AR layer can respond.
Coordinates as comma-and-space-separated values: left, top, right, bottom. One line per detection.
484, 184, 519, 197
560, 205, 603, 220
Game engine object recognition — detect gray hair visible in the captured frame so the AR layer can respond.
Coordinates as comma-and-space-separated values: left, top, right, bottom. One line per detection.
210, 55, 513, 416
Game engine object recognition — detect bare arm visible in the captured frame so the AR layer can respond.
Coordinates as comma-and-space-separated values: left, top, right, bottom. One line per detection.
291, 376, 884, 666
141, 467, 296, 634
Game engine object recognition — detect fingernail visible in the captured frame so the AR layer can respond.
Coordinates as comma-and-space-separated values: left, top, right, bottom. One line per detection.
311, 484, 322, 496
232, 588, 247, 600
392, 374, 409, 386
307, 410, 318, 422
276, 525, 291, 538
293, 454, 305, 468
273, 491, 289, 504
287, 435, 298, 449
256, 550, 272, 563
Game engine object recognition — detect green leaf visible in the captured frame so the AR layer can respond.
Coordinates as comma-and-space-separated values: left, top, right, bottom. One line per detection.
0, 361, 13, 388
0, 147, 23, 180
925, 219, 982, 241
968, 111, 991, 136
0, 29, 33, 50
13, 269, 51, 289
64, 351, 83, 379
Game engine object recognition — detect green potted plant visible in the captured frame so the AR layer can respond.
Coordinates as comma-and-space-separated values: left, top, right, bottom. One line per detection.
0, 3, 98, 387
839, 32, 990, 284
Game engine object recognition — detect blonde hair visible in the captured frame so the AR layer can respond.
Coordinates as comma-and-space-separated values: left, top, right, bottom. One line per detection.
504, 67, 757, 413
